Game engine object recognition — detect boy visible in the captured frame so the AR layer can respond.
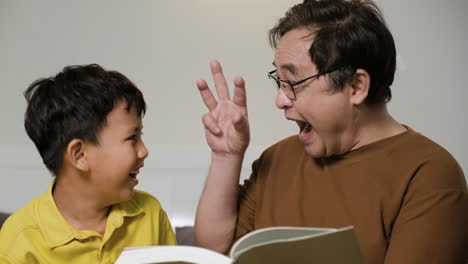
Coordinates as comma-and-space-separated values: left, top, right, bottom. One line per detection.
0, 64, 176, 263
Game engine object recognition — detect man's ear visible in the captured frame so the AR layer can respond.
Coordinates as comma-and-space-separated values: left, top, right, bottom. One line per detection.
64, 139, 88, 172
349, 69, 370, 105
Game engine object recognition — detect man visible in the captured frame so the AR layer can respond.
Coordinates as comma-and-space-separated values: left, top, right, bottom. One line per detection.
194, 0, 468, 263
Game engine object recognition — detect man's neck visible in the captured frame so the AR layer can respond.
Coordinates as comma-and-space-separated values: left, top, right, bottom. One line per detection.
350, 104, 407, 151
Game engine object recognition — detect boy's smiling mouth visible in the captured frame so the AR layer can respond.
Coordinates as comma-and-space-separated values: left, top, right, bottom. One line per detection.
130, 164, 144, 176
129, 167, 142, 184
129, 171, 138, 179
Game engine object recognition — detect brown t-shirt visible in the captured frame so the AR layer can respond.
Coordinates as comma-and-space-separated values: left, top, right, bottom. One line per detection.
236, 128, 468, 264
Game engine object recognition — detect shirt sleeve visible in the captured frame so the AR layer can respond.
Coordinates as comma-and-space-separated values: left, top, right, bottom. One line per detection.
158, 209, 177, 245
159, 209, 177, 245
0, 247, 23, 264
384, 150, 468, 264
0, 251, 13, 264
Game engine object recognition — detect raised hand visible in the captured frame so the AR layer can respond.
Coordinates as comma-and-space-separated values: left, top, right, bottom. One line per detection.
196, 60, 250, 156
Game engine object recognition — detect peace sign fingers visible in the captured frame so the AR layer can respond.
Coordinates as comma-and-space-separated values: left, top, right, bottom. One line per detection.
196, 79, 218, 112
210, 60, 231, 101
232, 76, 247, 109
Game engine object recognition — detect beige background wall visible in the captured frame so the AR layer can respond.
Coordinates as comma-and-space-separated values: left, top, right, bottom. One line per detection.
1, 0, 467, 226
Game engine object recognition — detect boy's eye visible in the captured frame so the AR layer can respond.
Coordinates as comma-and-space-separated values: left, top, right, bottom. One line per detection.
127, 132, 143, 142
127, 135, 137, 141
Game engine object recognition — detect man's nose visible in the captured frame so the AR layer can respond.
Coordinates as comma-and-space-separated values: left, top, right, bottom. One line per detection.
275, 88, 293, 109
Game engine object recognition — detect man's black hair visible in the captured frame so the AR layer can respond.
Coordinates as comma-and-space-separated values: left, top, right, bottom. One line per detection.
269, 0, 396, 105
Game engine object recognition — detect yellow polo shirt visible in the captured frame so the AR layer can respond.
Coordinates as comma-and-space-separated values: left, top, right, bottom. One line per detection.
0, 181, 176, 264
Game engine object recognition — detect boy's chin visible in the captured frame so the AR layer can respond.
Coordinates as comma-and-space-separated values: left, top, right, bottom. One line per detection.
116, 189, 136, 203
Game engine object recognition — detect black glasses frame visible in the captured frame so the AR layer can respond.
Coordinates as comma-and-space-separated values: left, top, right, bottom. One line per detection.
268, 66, 345, 100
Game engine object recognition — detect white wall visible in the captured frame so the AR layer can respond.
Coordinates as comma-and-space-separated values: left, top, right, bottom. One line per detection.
1, 0, 467, 226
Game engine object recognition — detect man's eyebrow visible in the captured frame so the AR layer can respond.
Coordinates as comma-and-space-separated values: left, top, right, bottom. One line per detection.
272, 62, 298, 76
281, 64, 298, 76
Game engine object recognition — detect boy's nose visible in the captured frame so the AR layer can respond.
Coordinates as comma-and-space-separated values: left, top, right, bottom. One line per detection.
138, 141, 149, 160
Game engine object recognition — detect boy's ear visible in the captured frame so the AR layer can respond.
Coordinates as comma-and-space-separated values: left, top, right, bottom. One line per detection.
65, 139, 88, 172
349, 68, 370, 106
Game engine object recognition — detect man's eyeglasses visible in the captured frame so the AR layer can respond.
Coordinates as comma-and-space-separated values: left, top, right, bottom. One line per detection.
267, 66, 344, 100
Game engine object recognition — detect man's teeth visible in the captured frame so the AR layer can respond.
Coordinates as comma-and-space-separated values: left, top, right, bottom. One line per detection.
295, 120, 312, 133
300, 123, 310, 132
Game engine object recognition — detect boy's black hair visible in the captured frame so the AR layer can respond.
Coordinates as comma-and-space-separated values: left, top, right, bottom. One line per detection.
24, 64, 146, 176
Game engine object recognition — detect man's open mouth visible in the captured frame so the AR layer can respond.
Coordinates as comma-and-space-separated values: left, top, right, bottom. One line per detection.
297, 120, 312, 134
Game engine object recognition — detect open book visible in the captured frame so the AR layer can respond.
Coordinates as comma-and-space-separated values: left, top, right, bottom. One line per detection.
115, 226, 364, 264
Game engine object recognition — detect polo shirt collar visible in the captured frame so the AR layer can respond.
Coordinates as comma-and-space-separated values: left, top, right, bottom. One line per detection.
36, 180, 144, 249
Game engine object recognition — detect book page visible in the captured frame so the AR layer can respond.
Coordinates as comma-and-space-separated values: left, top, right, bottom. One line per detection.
115, 245, 231, 264
230, 226, 336, 258
232, 227, 364, 264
